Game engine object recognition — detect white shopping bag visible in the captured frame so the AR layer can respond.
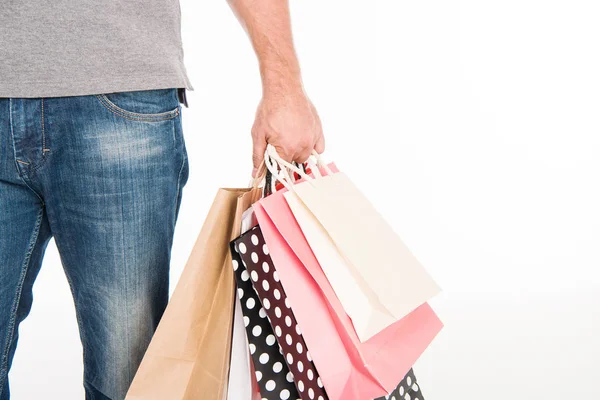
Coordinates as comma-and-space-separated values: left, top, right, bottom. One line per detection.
227, 296, 255, 400
266, 145, 441, 341
227, 207, 261, 400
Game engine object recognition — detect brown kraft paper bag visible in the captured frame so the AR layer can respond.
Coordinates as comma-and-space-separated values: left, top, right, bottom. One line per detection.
126, 187, 262, 400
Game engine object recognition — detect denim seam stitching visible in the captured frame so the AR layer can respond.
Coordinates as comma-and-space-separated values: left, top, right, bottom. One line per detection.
0, 207, 44, 396
117, 155, 133, 387
95, 94, 180, 122
7, 99, 45, 205
173, 141, 187, 225
171, 112, 177, 148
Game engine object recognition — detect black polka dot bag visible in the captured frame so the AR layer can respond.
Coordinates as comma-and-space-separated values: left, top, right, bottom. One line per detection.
375, 369, 425, 400
231, 241, 301, 400
233, 227, 329, 400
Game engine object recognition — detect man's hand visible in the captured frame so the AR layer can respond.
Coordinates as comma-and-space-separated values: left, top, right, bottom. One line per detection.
227, 0, 325, 176
251, 89, 324, 177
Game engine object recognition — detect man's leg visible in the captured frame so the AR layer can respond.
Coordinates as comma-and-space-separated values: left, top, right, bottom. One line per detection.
0, 99, 53, 400
39, 90, 189, 399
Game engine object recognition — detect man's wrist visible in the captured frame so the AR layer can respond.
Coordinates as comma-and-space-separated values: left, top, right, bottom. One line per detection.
260, 63, 304, 98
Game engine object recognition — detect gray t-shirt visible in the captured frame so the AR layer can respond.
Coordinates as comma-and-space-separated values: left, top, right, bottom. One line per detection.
0, 0, 193, 98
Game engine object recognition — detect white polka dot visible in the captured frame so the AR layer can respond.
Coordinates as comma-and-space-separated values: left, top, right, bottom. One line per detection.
391, 397, 396, 400
275, 307, 282, 318
285, 298, 291, 308
273, 288, 281, 299
275, 325, 282, 337
404, 394, 411, 400
412, 383, 419, 392
246, 297, 255, 309
252, 325, 262, 337
263, 298, 271, 309
286, 372, 294, 383
285, 334, 292, 345
251, 252, 259, 263
273, 271, 280, 282
265, 380, 276, 391
295, 325, 302, 335
297, 360, 304, 372
407, 377, 412, 386
266, 334, 276, 346
249, 343, 256, 354
241, 270, 249, 281
259, 307, 267, 318
280, 389, 290, 400
237, 288, 244, 299
243, 316, 250, 327
317, 377, 323, 388
399, 387, 405, 396
296, 342, 303, 354
232, 260, 239, 271
262, 280, 270, 291
251, 270, 259, 282
259, 353, 269, 364
251, 234, 259, 245
262, 262, 269, 273
263, 244, 269, 255
318, 397, 324, 400
297, 380, 304, 392
272, 361, 283, 373
238, 243, 247, 254
285, 316, 292, 327
308, 388, 314, 399
307, 369, 313, 380
286, 353, 293, 364
306, 351, 312, 361
255, 370, 262, 381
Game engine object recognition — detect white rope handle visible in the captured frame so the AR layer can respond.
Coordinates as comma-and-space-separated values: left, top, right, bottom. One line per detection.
311, 150, 334, 176
266, 145, 313, 182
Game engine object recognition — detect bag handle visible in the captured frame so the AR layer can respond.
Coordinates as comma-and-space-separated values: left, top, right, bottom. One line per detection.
265, 145, 333, 182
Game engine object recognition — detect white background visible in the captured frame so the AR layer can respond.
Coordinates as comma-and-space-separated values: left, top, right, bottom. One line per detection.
9, 0, 600, 399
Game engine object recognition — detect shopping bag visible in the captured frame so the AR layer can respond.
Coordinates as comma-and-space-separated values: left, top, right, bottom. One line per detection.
375, 369, 424, 400
126, 187, 261, 400
231, 240, 301, 400
266, 146, 441, 340
227, 295, 255, 400
233, 226, 329, 400
253, 196, 442, 399
232, 225, 429, 400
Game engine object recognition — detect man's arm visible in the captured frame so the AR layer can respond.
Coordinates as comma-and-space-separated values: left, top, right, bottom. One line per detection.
227, 0, 324, 176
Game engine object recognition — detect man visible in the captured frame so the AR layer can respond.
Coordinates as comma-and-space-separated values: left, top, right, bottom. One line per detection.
0, 0, 323, 398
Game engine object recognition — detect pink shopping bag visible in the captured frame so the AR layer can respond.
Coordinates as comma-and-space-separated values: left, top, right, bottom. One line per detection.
253, 177, 443, 399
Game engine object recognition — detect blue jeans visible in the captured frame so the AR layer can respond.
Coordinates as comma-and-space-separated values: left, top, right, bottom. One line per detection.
0, 89, 189, 399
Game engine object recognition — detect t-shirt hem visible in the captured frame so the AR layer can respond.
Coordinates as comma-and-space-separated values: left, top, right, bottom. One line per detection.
0, 74, 194, 99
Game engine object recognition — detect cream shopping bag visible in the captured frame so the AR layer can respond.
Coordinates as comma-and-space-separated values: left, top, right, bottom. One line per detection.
266, 146, 441, 341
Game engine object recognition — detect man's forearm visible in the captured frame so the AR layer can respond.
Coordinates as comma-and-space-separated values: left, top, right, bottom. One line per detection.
227, 0, 303, 96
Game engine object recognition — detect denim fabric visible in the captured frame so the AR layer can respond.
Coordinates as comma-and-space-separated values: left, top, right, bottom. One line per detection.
0, 89, 189, 399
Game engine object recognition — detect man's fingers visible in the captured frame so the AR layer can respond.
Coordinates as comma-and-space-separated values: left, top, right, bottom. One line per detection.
294, 145, 313, 165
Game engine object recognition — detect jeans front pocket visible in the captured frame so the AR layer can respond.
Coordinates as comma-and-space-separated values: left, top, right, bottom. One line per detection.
95, 89, 180, 123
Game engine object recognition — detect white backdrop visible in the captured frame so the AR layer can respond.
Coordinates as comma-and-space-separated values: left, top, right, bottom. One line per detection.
9, 0, 600, 399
